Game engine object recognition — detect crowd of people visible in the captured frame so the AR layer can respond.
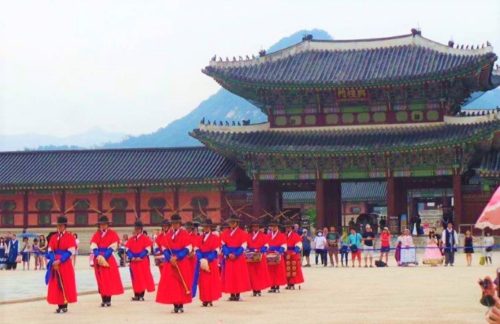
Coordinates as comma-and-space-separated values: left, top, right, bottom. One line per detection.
0, 232, 78, 271
41, 214, 305, 314
301, 222, 496, 268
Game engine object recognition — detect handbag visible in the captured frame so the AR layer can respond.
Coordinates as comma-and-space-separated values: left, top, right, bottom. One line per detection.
350, 244, 358, 253
479, 256, 485, 266
15, 255, 22, 263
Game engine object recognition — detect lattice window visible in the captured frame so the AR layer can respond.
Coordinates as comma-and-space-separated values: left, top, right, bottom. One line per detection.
110, 198, 128, 225
149, 198, 166, 225
74, 199, 90, 225
0, 200, 16, 226
36, 199, 53, 226
191, 197, 208, 222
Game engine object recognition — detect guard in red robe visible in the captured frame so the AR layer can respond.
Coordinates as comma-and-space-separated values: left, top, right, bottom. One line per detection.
267, 219, 287, 293
156, 214, 193, 313
246, 220, 271, 296
90, 215, 124, 307
154, 219, 171, 271
45, 216, 77, 313
194, 219, 222, 306
221, 214, 251, 301
126, 220, 155, 301
284, 221, 304, 289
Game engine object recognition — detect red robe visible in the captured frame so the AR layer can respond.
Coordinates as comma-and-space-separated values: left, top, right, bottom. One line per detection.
46, 231, 78, 305
188, 232, 202, 273
156, 228, 193, 305
197, 232, 222, 303
220, 227, 251, 294
246, 231, 271, 291
90, 229, 124, 296
154, 230, 170, 271
267, 230, 287, 286
286, 231, 304, 285
126, 234, 155, 293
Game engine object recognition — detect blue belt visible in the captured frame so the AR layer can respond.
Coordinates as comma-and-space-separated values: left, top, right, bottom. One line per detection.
268, 246, 285, 254
192, 250, 218, 297
45, 249, 72, 285
163, 248, 189, 262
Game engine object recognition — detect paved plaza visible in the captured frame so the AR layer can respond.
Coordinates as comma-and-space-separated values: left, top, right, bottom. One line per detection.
0, 253, 498, 323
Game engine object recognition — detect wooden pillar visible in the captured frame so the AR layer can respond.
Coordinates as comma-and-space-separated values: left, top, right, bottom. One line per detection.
453, 171, 463, 229
60, 190, 66, 215
219, 189, 228, 222
387, 175, 396, 219
135, 187, 141, 219
98, 189, 103, 214
173, 187, 180, 211
316, 179, 325, 229
23, 190, 29, 228
252, 179, 261, 217
331, 180, 342, 230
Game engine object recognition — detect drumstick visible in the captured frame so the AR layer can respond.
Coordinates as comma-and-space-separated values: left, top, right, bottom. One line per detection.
166, 245, 190, 295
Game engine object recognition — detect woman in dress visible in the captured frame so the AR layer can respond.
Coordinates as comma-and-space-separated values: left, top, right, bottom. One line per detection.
398, 229, 417, 266
39, 235, 47, 270
463, 230, 474, 266
423, 230, 443, 266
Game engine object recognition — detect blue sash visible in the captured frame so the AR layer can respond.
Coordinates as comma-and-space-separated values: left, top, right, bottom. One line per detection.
192, 250, 218, 297
268, 246, 285, 254
45, 250, 72, 285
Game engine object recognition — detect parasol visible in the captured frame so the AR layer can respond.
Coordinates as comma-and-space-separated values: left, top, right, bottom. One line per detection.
475, 186, 500, 230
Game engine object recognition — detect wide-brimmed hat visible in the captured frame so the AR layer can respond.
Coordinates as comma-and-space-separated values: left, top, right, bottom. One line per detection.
268, 219, 279, 226
134, 220, 144, 228
227, 214, 240, 223
161, 219, 170, 226
185, 221, 194, 228
97, 215, 110, 224
283, 220, 294, 228
171, 214, 182, 223
55, 215, 68, 225
201, 218, 213, 227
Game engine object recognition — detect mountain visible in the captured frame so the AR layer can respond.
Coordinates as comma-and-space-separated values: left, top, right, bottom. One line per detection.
105, 29, 333, 148
0, 127, 126, 151
462, 87, 500, 110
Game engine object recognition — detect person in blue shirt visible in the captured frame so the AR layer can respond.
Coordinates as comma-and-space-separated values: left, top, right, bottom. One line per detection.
348, 228, 362, 267
6, 233, 19, 270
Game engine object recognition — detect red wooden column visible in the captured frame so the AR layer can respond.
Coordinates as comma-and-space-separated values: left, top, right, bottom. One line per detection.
331, 180, 342, 229
252, 179, 262, 217
23, 190, 29, 228
387, 174, 396, 219
135, 187, 141, 219
452, 171, 463, 229
316, 178, 325, 229
173, 187, 180, 211
219, 188, 229, 221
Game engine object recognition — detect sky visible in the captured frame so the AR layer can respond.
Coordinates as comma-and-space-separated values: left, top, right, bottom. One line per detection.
1, 0, 499, 137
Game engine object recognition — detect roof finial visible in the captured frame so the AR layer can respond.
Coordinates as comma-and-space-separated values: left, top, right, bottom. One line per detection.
259, 49, 266, 57
302, 34, 313, 41
211, 55, 216, 62
411, 28, 421, 37
448, 40, 454, 48
486, 41, 491, 46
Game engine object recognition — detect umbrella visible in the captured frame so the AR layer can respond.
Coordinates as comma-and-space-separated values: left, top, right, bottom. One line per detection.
18, 232, 40, 239
475, 186, 500, 230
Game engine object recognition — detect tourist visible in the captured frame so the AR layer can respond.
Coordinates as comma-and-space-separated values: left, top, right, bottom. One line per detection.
326, 226, 340, 267
379, 227, 391, 265
441, 222, 458, 266
20, 237, 31, 270
126, 220, 155, 301
463, 230, 474, 266
6, 233, 19, 270
118, 234, 129, 267
156, 214, 194, 313
478, 274, 500, 323
339, 230, 349, 267
0, 236, 7, 270
90, 215, 124, 307
313, 230, 327, 266
301, 229, 311, 267
483, 231, 494, 265
348, 228, 362, 267
362, 225, 375, 267
73, 233, 79, 266
423, 230, 443, 266
398, 229, 417, 266
46, 216, 77, 313
39, 235, 47, 270
32, 238, 41, 270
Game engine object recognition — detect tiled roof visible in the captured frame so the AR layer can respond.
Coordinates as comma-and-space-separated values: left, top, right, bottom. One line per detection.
191, 120, 500, 155
204, 34, 497, 89
477, 150, 500, 177
0, 147, 236, 190
283, 182, 387, 203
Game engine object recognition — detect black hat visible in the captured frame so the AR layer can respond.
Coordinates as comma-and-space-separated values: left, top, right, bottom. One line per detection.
171, 214, 182, 223
284, 220, 294, 228
201, 218, 213, 227
227, 214, 240, 223
134, 220, 144, 228
56, 216, 68, 225
161, 219, 170, 226
185, 221, 194, 228
97, 215, 110, 224
268, 219, 279, 226
250, 218, 260, 226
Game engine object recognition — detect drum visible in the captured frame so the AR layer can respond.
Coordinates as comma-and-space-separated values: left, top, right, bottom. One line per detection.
266, 252, 281, 265
245, 251, 262, 263
286, 259, 297, 278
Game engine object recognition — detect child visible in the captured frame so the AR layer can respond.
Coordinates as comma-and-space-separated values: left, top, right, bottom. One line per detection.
464, 230, 474, 266
483, 231, 494, 265
379, 227, 391, 265
32, 238, 41, 270
21, 237, 31, 270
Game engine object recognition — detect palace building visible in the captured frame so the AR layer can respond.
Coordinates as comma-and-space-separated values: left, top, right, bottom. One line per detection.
1, 30, 499, 232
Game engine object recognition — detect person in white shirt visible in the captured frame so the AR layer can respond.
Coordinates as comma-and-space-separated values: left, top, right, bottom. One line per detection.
313, 231, 327, 266
483, 231, 495, 265
441, 222, 458, 266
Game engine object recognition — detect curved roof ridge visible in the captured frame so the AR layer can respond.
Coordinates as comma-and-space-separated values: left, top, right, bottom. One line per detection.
0, 146, 208, 156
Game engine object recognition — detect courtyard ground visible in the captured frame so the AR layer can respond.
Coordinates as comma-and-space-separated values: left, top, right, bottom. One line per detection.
0, 253, 497, 324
